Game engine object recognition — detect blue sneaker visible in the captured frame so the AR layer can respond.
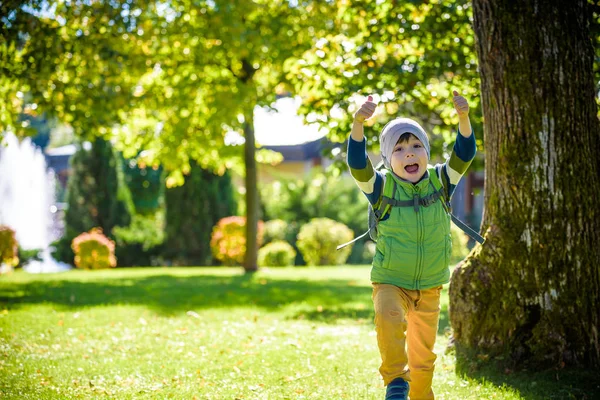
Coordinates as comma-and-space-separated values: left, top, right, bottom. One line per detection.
385, 377, 409, 400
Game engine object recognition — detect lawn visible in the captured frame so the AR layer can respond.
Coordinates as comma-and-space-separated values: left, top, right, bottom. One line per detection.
0, 266, 597, 399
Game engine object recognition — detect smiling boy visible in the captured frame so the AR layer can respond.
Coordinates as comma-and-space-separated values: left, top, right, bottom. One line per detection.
347, 92, 476, 400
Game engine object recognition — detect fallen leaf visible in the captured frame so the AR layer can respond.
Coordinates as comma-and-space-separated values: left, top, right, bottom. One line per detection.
186, 311, 200, 319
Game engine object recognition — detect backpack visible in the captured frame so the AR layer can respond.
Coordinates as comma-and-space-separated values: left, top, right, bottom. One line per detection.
337, 164, 484, 250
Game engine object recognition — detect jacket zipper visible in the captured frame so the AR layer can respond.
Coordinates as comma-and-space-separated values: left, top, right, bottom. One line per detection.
416, 189, 425, 290
417, 206, 423, 290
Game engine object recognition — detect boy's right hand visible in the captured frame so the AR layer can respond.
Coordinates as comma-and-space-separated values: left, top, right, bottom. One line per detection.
354, 95, 376, 123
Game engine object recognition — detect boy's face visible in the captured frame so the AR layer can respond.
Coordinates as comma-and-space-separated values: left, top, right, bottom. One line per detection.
390, 134, 428, 183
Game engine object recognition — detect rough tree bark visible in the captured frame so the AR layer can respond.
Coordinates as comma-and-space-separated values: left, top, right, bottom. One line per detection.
450, 0, 600, 368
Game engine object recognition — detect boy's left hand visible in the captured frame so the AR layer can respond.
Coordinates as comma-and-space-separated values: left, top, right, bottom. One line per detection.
452, 90, 469, 117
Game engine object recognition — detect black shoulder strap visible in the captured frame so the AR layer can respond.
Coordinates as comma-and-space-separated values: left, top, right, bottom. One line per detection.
435, 164, 485, 244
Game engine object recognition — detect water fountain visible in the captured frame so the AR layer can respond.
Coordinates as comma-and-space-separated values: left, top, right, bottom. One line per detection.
0, 132, 72, 273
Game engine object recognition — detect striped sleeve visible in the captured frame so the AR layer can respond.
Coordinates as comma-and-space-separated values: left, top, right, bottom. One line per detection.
439, 129, 477, 198
347, 136, 384, 206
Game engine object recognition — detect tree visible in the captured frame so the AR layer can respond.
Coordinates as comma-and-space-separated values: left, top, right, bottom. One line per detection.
163, 164, 236, 266
1, 1, 330, 272
0, 0, 146, 138
115, 0, 334, 271
449, 0, 600, 368
54, 137, 134, 263
287, 0, 484, 170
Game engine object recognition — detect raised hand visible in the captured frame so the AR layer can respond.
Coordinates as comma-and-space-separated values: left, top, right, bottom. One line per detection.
452, 90, 469, 117
354, 95, 377, 123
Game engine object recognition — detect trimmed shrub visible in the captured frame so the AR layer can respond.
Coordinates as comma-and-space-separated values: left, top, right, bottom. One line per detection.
210, 216, 264, 266
450, 223, 470, 265
54, 137, 134, 264
113, 212, 165, 267
258, 241, 296, 267
71, 228, 117, 269
263, 219, 288, 244
0, 226, 19, 267
296, 218, 354, 266
164, 164, 236, 266
260, 173, 370, 265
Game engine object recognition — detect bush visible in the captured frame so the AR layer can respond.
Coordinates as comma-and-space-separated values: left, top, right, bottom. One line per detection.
450, 223, 470, 265
122, 160, 164, 215
51, 236, 74, 265
262, 219, 305, 265
56, 137, 134, 264
0, 226, 19, 267
258, 241, 296, 267
210, 216, 264, 266
260, 172, 371, 265
263, 219, 288, 244
71, 228, 117, 269
113, 212, 165, 267
164, 164, 237, 266
296, 218, 354, 266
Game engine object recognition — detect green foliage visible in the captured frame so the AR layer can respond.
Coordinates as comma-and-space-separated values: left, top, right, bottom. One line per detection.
50, 236, 73, 266
0, 225, 19, 267
1, 0, 145, 140
17, 247, 42, 269
258, 240, 296, 267
71, 228, 116, 269
1, 0, 338, 176
296, 218, 354, 266
55, 137, 134, 264
450, 222, 470, 265
164, 165, 236, 266
287, 0, 484, 171
122, 160, 164, 215
112, 212, 165, 267
262, 219, 288, 244
2, 0, 491, 275
66, 138, 134, 233
210, 216, 264, 266
261, 172, 371, 265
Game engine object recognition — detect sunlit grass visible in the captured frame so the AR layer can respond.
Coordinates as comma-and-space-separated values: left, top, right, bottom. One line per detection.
1, 266, 597, 399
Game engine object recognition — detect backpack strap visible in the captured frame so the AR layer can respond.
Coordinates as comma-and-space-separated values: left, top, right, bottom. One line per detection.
430, 166, 451, 212
431, 165, 485, 244
337, 167, 485, 250
337, 170, 395, 250
386, 169, 445, 212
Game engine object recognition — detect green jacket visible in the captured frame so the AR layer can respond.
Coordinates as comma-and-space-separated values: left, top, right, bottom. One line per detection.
371, 167, 451, 290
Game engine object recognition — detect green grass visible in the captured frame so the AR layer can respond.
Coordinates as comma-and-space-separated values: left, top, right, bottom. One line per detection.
0, 266, 597, 399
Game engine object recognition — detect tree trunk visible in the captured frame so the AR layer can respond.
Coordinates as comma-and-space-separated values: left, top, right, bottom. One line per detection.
243, 111, 259, 273
450, 0, 600, 368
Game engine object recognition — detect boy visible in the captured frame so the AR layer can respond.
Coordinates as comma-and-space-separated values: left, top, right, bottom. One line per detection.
347, 91, 476, 400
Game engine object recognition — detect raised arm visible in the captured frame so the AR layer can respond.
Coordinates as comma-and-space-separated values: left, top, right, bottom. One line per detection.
347, 95, 384, 205
440, 91, 477, 198
453, 90, 472, 137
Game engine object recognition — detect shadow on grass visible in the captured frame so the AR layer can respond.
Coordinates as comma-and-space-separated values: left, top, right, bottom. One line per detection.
0, 271, 450, 329
454, 346, 600, 400
0, 272, 368, 316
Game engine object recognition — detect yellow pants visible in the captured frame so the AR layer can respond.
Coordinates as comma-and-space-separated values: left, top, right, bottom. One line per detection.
372, 283, 442, 400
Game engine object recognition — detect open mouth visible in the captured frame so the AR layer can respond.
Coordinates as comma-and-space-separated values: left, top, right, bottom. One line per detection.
404, 163, 419, 174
